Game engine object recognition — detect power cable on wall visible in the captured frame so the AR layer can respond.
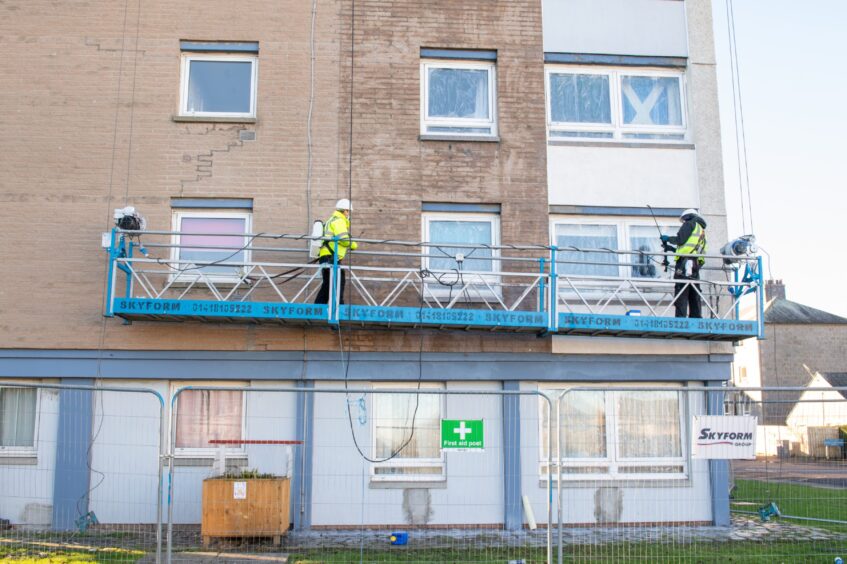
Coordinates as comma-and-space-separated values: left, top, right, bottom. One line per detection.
123, 0, 143, 206
82, 0, 143, 531
336, 0, 426, 466
305, 0, 318, 229
81, 0, 141, 538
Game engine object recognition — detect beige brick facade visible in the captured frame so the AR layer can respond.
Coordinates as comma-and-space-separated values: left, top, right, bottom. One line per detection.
0, 0, 551, 353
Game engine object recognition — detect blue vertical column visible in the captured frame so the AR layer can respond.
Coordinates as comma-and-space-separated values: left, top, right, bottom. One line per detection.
52, 378, 94, 531
502, 381, 522, 530
291, 381, 314, 530
706, 381, 731, 526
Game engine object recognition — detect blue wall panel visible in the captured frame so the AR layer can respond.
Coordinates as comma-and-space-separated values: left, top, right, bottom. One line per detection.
52, 378, 94, 531
707, 382, 731, 527
502, 381, 522, 530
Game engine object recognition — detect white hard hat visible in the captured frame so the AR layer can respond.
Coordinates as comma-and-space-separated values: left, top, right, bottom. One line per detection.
680, 208, 699, 221
335, 198, 351, 211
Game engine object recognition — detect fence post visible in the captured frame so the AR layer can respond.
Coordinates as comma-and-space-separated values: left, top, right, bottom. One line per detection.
156, 392, 167, 564
556, 390, 563, 564
166, 390, 179, 564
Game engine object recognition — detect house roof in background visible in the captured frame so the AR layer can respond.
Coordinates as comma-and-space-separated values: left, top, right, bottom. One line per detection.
764, 298, 847, 325
821, 373, 847, 400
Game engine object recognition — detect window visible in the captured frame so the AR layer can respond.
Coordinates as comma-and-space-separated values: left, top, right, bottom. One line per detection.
554, 224, 619, 278
174, 387, 244, 457
179, 49, 258, 118
421, 60, 497, 137
0, 387, 38, 453
422, 213, 501, 298
540, 385, 686, 480
552, 217, 676, 279
171, 211, 252, 282
546, 66, 686, 141
372, 383, 445, 481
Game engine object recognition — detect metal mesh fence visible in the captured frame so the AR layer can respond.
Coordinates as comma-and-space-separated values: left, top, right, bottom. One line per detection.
0, 382, 165, 563
554, 386, 847, 563
2, 382, 846, 563
727, 389, 847, 562
166, 386, 552, 564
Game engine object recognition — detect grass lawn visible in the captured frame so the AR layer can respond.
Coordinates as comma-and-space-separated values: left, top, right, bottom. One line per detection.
731, 478, 847, 532
0, 543, 144, 563
286, 541, 846, 563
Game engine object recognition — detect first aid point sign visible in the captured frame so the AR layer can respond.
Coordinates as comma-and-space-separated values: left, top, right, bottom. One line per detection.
441, 419, 484, 451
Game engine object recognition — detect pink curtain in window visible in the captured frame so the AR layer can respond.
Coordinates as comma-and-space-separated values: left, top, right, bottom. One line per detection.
180, 217, 245, 252
175, 390, 243, 448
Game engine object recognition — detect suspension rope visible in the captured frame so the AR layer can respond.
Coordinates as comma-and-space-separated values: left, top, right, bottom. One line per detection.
726, 0, 755, 234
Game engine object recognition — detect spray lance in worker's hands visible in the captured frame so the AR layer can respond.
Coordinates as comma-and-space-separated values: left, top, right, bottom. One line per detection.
647, 205, 672, 273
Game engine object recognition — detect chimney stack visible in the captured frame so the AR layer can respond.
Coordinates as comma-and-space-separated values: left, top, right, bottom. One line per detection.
766, 279, 786, 301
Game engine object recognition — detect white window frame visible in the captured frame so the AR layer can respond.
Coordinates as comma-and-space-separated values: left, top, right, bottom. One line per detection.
170, 210, 253, 285
422, 212, 502, 300
545, 65, 687, 142
0, 384, 40, 457
371, 382, 446, 483
539, 383, 688, 481
550, 216, 677, 281
420, 60, 498, 137
170, 382, 248, 459
179, 53, 258, 118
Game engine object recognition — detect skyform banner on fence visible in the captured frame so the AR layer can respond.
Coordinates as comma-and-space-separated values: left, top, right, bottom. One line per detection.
691, 415, 757, 459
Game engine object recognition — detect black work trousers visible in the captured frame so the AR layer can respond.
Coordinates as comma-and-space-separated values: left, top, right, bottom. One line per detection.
673, 260, 702, 318
314, 255, 346, 305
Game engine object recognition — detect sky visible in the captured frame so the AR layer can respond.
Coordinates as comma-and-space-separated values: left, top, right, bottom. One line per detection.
712, 0, 847, 317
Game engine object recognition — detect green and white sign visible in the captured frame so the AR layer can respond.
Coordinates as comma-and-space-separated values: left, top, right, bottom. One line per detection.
441, 419, 484, 451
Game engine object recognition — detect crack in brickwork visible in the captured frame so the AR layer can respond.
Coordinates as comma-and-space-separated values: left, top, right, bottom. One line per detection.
84, 37, 146, 55
178, 125, 248, 195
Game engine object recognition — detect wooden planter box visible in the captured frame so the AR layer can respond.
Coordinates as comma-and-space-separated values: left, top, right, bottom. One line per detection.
201, 477, 290, 546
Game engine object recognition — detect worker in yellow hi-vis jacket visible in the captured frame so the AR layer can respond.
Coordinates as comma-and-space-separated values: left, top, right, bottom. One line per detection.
314, 198, 358, 305
661, 208, 707, 318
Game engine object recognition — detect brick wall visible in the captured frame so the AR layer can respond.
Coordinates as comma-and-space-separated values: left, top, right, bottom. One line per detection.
759, 323, 847, 423
0, 0, 551, 353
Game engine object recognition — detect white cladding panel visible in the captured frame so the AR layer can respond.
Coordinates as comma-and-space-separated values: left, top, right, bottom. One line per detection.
520, 383, 713, 525
88, 380, 298, 525
548, 145, 699, 209
543, 0, 688, 57
0, 388, 59, 526
310, 381, 503, 526
89, 383, 166, 524
173, 382, 298, 525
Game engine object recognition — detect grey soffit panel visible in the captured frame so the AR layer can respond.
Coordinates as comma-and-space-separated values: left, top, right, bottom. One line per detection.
541, 0, 687, 58
171, 198, 254, 209
180, 41, 259, 53
420, 48, 497, 61
0, 350, 731, 382
544, 52, 687, 68
422, 202, 502, 214
549, 205, 685, 218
